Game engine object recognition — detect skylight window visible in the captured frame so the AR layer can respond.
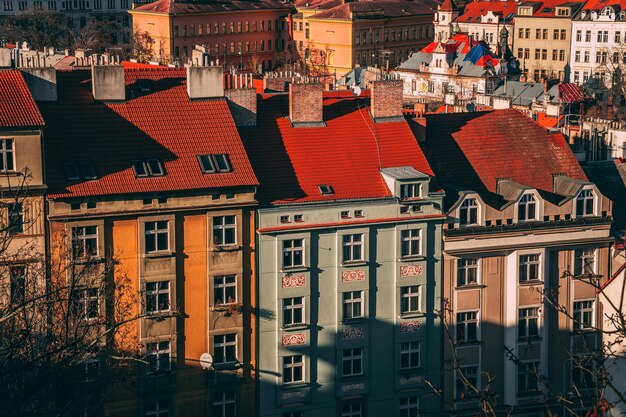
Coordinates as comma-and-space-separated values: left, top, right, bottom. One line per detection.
136, 79, 153, 93
197, 154, 232, 174
63, 161, 97, 181
318, 185, 334, 195
132, 159, 165, 178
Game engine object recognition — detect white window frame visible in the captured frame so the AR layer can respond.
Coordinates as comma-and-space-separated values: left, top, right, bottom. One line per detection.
213, 391, 236, 417
144, 221, 169, 253
342, 347, 363, 377
342, 234, 364, 263
340, 402, 362, 417
456, 310, 479, 342
399, 341, 420, 369
517, 360, 541, 396
213, 215, 237, 246
518, 253, 541, 283
400, 229, 421, 257
459, 198, 479, 226
72, 287, 99, 321
342, 290, 364, 320
574, 248, 597, 276
282, 354, 305, 385
283, 239, 305, 268
283, 296, 305, 327
457, 258, 479, 286
400, 183, 420, 199
72, 225, 99, 259
573, 299, 595, 331
400, 285, 421, 314
0, 139, 15, 172
146, 280, 171, 314
214, 333, 238, 365
399, 396, 419, 417
145, 400, 170, 417
146, 340, 171, 374
214, 275, 237, 306
575, 189, 596, 217
518, 306, 540, 339
455, 364, 479, 399
517, 193, 538, 222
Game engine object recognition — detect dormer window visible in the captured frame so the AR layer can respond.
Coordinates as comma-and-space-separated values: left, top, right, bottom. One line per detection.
400, 183, 420, 199
518, 194, 537, 222
197, 154, 232, 174
132, 159, 165, 178
318, 185, 334, 195
601, 6, 612, 16
63, 161, 97, 181
576, 189, 595, 217
556, 7, 570, 16
459, 198, 479, 226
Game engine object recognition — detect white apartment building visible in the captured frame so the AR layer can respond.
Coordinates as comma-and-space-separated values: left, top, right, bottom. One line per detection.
570, 0, 626, 93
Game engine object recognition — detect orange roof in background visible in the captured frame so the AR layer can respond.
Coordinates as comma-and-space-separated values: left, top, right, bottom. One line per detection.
518, 0, 585, 17
583, 0, 626, 10
439, 0, 455, 11
456, 0, 518, 23
421, 33, 478, 54
132, 0, 291, 14
535, 113, 563, 128
308, 0, 438, 19
40, 68, 258, 199
0, 70, 45, 128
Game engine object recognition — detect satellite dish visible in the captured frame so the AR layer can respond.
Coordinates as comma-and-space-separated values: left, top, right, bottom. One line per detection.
466, 102, 476, 112
354, 86, 362, 97
200, 353, 213, 370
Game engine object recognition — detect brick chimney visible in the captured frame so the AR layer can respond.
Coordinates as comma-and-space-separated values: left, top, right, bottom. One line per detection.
91, 64, 125, 102
186, 64, 224, 100
289, 81, 323, 126
225, 73, 257, 127
370, 75, 404, 121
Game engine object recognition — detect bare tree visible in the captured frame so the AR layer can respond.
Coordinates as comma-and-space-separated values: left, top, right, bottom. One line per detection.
0, 10, 68, 50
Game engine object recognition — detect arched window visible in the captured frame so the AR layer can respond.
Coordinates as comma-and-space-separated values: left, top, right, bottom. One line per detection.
518, 194, 537, 222
459, 198, 479, 226
576, 189, 595, 216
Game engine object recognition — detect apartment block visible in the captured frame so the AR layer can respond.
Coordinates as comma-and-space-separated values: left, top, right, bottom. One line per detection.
241, 81, 445, 417
420, 110, 612, 416
513, 0, 585, 82
38, 63, 259, 417
291, 0, 438, 76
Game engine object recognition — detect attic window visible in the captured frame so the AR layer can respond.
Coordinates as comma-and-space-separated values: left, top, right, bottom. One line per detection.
63, 161, 97, 181
400, 183, 420, 199
318, 185, 334, 195
136, 79, 153, 93
132, 159, 165, 178
197, 154, 232, 174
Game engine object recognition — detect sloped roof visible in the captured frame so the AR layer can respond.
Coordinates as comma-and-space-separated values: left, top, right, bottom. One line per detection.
583, 0, 626, 11
40, 68, 258, 199
492, 81, 545, 106
419, 109, 587, 209
439, 0, 455, 11
308, 0, 437, 19
0, 70, 45, 128
518, 0, 585, 17
132, 0, 291, 14
240, 90, 434, 205
456, 0, 518, 23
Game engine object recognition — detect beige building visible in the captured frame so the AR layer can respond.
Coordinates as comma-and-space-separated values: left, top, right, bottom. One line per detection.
513, 0, 585, 82
420, 109, 613, 415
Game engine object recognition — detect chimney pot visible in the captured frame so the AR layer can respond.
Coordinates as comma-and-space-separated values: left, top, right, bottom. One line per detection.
370, 78, 404, 120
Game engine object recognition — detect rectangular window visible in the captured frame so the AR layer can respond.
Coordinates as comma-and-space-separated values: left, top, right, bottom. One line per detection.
146, 281, 170, 314
541, 49, 547, 60
400, 183, 419, 199
400, 341, 420, 369
553, 29, 559, 40
573, 300, 594, 330
616, 31, 621, 43
574, 248, 595, 276
9, 266, 25, 304
519, 254, 540, 282
572, 355, 595, 389
71, 287, 98, 320
343, 291, 364, 320
283, 239, 304, 268
341, 402, 362, 417
518, 307, 539, 339
560, 29, 566, 40
283, 355, 304, 384
213, 391, 236, 417
457, 258, 478, 286
517, 361, 540, 395
8, 203, 23, 235
559, 50, 565, 61
584, 51, 590, 63
400, 285, 420, 314
214, 333, 237, 364
132, 159, 164, 178
0, 139, 14, 171
72, 226, 98, 259
576, 189, 594, 217
585, 30, 591, 42
145, 221, 168, 253
214, 275, 236, 305
552, 49, 558, 61
459, 198, 478, 226
576, 30, 581, 42
283, 297, 304, 326
401, 229, 421, 257
456, 365, 478, 399
456, 311, 478, 342
342, 234, 363, 262
575, 50, 580, 62
342, 347, 363, 376
213, 215, 236, 245
145, 400, 170, 417
146, 341, 170, 373
399, 396, 419, 417
197, 154, 231, 173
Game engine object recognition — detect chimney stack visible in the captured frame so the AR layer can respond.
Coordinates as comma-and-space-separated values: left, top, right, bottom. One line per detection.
186, 65, 224, 100
225, 73, 257, 127
0, 47, 11, 68
370, 76, 404, 121
289, 81, 323, 126
91, 64, 125, 102
21, 67, 57, 101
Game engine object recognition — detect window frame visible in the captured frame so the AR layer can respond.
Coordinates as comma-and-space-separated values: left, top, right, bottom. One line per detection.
574, 248, 596, 276
573, 299, 595, 331
342, 347, 364, 377
518, 306, 541, 340
0, 139, 15, 172
145, 340, 171, 374
214, 274, 237, 306
145, 280, 171, 314
342, 290, 364, 320
518, 253, 542, 283
399, 340, 420, 370
400, 229, 421, 257
282, 354, 305, 385
342, 233, 364, 263
145, 400, 170, 417
214, 333, 238, 365
144, 220, 170, 253
72, 225, 99, 259
517, 360, 541, 396
456, 310, 479, 343
283, 296, 305, 327
213, 215, 237, 246
400, 285, 421, 315
455, 364, 479, 399
517, 193, 538, 222
459, 198, 480, 227
212, 390, 237, 417
9, 265, 26, 305
283, 238, 305, 268
71, 287, 99, 321
456, 258, 479, 287
198, 154, 232, 174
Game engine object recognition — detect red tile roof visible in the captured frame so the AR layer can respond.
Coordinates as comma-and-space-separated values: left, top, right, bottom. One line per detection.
535, 112, 563, 128
558, 83, 586, 102
132, 0, 291, 14
456, 0, 518, 23
240, 90, 434, 205
439, 0, 455, 12
39, 68, 258, 199
0, 70, 45, 128
518, 0, 585, 17
419, 109, 587, 206
307, 0, 438, 19
420, 33, 478, 54
583, 0, 626, 10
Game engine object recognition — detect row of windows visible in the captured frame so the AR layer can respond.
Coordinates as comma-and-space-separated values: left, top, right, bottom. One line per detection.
517, 28, 566, 41
352, 25, 432, 45
174, 19, 286, 38
69, 216, 236, 259
516, 48, 566, 62
282, 231, 422, 268
455, 301, 594, 345
575, 29, 622, 43
574, 49, 626, 65
456, 248, 596, 287
176, 39, 285, 59
1, 0, 125, 10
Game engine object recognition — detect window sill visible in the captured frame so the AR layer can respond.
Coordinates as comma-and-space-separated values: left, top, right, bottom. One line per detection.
400, 255, 425, 261
454, 284, 485, 290
399, 312, 425, 319
213, 362, 241, 371
282, 324, 309, 331
145, 251, 174, 258
398, 367, 423, 374
145, 370, 173, 377
145, 312, 173, 321
211, 244, 241, 252
518, 336, 542, 343
341, 374, 366, 381
73, 256, 104, 265
341, 317, 366, 324
518, 280, 543, 286
281, 382, 309, 390
281, 266, 309, 273
210, 304, 242, 313
341, 260, 368, 267
455, 340, 481, 346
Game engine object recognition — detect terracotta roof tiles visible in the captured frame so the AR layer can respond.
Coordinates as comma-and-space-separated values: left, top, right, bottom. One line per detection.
0, 70, 45, 128
456, 0, 518, 23
133, 0, 291, 15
